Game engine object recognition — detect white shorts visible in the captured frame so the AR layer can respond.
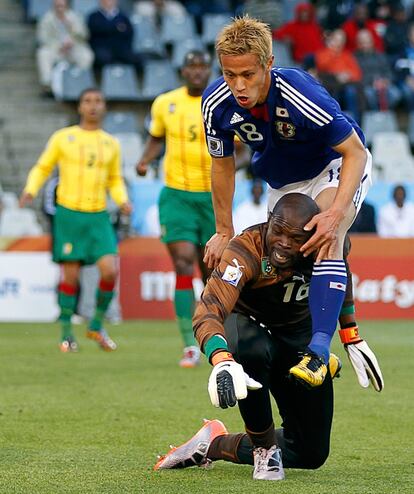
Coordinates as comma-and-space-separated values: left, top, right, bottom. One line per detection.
267, 149, 372, 218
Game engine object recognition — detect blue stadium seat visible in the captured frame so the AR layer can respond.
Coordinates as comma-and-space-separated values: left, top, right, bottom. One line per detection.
60, 66, 96, 102
171, 37, 205, 68
101, 64, 141, 101
160, 14, 197, 44
141, 61, 180, 100
72, 0, 98, 17
272, 41, 295, 68
131, 15, 167, 58
103, 112, 139, 134
362, 110, 398, 146
201, 13, 232, 45
26, 0, 49, 21
115, 132, 144, 183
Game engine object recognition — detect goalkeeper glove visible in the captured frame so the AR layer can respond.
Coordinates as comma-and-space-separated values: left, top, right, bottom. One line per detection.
208, 351, 262, 409
339, 326, 384, 392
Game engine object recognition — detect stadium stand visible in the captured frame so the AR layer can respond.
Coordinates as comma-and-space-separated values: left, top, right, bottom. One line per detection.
160, 14, 197, 44
58, 65, 96, 102
141, 60, 180, 100
201, 13, 232, 45
171, 37, 205, 68
361, 110, 399, 146
103, 111, 139, 134
372, 131, 414, 181
131, 15, 167, 59
101, 64, 141, 101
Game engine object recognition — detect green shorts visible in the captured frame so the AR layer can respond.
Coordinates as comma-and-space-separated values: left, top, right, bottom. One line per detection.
158, 186, 215, 245
53, 205, 117, 265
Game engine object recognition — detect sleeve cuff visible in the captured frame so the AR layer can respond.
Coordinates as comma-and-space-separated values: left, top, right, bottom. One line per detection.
204, 334, 229, 360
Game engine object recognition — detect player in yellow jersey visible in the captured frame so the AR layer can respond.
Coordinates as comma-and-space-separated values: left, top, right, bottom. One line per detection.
19, 88, 132, 353
136, 51, 214, 368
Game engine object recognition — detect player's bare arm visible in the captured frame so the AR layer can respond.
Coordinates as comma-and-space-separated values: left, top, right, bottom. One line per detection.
18, 191, 34, 208
204, 155, 236, 269
300, 131, 367, 261
135, 135, 164, 176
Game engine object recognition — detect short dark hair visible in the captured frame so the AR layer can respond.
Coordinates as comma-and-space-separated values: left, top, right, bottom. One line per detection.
270, 193, 319, 224
78, 87, 103, 104
182, 50, 212, 68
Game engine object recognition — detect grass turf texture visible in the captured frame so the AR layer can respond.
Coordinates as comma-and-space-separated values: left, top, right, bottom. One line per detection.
0, 321, 413, 494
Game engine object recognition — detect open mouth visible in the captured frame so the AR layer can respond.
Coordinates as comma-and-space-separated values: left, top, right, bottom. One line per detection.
237, 96, 249, 106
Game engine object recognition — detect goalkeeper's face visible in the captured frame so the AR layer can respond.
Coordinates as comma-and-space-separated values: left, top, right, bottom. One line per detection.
265, 213, 311, 269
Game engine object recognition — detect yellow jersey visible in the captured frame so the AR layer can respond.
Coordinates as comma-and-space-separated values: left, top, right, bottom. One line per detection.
149, 86, 211, 192
24, 125, 128, 212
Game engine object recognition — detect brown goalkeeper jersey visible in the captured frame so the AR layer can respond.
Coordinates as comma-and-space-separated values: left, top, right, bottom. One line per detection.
193, 223, 314, 352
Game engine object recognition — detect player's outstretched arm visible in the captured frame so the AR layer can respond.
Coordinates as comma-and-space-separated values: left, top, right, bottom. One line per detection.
204, 156, 236, 269
208, 351, 262, 408
339, 326, 384, 392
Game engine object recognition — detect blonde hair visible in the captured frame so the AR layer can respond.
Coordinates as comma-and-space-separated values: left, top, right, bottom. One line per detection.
215, 15, 273, 68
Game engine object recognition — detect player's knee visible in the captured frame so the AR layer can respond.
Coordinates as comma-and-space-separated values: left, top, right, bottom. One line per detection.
237, 337, 270, 372
300, 447, 329, 469
174, 257, 194, 276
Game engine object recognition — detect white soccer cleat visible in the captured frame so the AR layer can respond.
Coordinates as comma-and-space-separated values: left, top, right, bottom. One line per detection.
253, 445, 285, 481
154, 419, 228, 470
179, 346, 201, 368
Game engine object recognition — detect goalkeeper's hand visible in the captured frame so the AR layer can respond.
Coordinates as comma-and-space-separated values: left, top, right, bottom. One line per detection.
208, 351, 262, 408
339, 327, 384, 392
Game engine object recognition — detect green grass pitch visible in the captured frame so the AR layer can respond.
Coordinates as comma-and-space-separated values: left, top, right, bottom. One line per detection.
0, 320, 413, 494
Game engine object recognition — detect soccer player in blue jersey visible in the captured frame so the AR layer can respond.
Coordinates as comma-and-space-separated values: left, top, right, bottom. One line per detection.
201, 16, 372, 387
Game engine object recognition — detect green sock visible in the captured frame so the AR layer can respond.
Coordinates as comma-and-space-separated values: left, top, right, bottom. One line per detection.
89, 285, 114, 331
174, 286, 196, 347
58, 285, 78, 340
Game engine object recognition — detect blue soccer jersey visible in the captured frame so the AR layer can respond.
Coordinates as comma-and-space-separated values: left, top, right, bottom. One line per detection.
202, 67, 365, 189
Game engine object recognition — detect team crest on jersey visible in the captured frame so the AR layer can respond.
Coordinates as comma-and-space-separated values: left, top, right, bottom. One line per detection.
67, 135, 75, 142
168, 103, 176, 113
260, 257, 278, 278
276, 121, 296, 138
63, 243, 73, 255
207, 136, 224, 157
222, 258, 245, 286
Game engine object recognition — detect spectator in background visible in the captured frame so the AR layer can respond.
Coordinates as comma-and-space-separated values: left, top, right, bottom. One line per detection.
318, 0, 355, 31
36, 0, 93, 95
272, 2, 324, 64
135, 0, 187, 27
314, 29, 364, 122
368, 0, 397, 22
394, 22, 414, 110
349, 200, 377, 233
236, 0, 283, 30
88, 0, 141, 71
378, 184, 414, 237
341, 2, 385, 53
383, 3, 409, 62
354, 29, 400, 110
233, 179, 268, 234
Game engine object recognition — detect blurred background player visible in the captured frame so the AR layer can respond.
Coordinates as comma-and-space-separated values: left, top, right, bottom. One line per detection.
19, 88, 132, 353
135, 50, 214, 368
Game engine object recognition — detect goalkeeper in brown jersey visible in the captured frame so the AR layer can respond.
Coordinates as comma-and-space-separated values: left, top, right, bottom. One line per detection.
154, 193, 383, 481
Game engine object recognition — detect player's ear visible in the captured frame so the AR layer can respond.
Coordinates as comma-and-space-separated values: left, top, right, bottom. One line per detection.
266, 55, 274, 70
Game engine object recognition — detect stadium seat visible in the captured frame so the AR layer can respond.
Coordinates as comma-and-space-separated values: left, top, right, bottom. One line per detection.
407, 111, 414, 148
160, 14, 197, 44
103, 112, 139, 134
361, 110, 398, 146
59, 66, 96, 102
71, 0, 98, 17
26, 0, 49, 21
171, 37, 205, 68
141, 61, 180, 100
371, 131, 414, 181
115, 132, 144, 183
272, 41, 295, 68
131, 15, 167, 58
0, 208, 43, 236
201, 13, 232, 45
101, 64, 141, 101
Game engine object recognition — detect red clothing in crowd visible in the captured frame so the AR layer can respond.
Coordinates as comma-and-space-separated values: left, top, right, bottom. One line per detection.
272, 2, 324, 63
341, 18, 385, 52
315, 46, 362, 82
